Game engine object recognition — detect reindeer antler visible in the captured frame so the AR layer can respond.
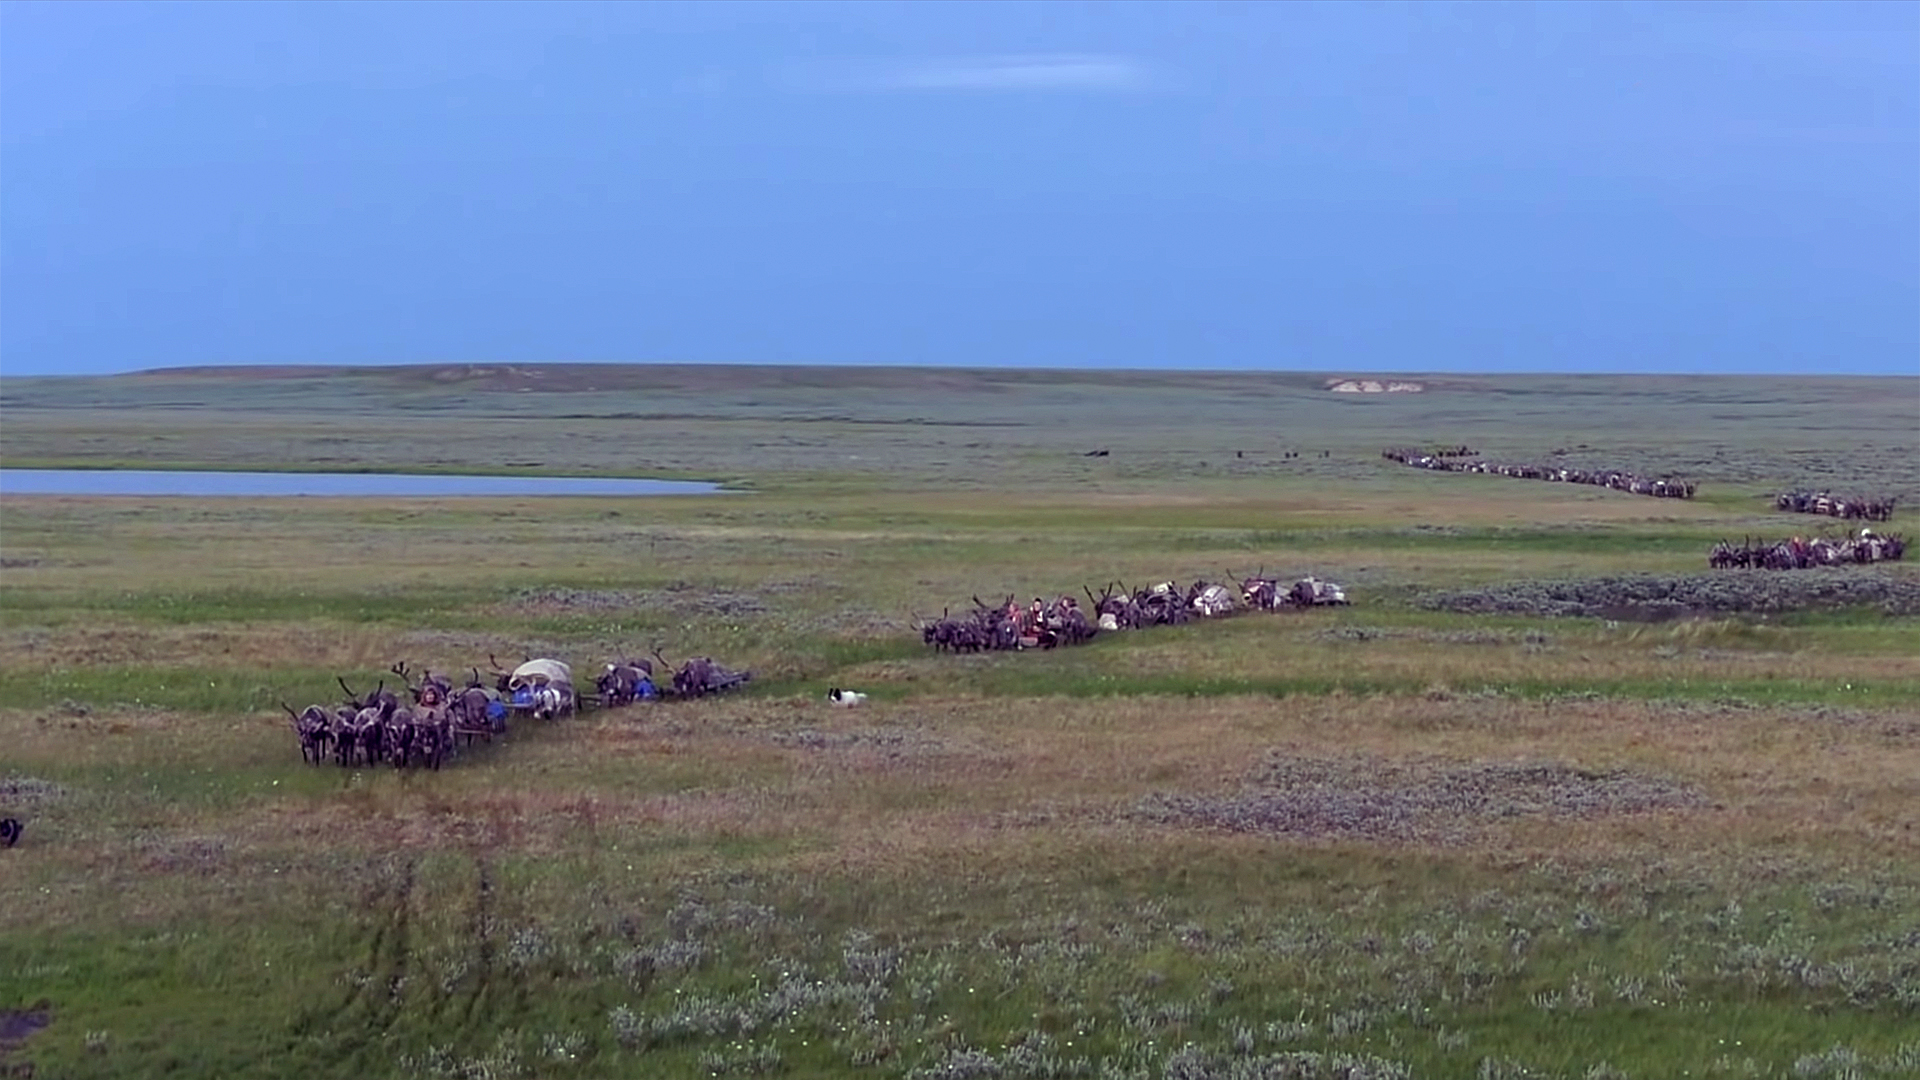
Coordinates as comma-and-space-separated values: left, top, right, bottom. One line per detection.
337, 676, 359, 702
281, 702, 301, 720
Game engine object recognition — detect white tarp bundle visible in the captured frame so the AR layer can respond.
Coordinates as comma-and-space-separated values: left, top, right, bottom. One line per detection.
1191, 584, 1236, 617
1291, 578, 1349, 606
510, 658, 573, 689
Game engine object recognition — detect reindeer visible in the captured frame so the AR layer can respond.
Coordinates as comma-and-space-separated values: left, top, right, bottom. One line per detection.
655, 648, 714, 698
415, 707, 452, 770
1082, 584, 1132, 632
524, 681, 575, 719
338, 676, 398, 715
1708, 540, 1735, 569
1051, 602, 1098, 645
329, 677, 403, 766
1238, 569, 1280, 611
1133, 582, 1191, 626
596, 656, 656, 707
932, 606, 990, 652
282, 703, 334, 764
914, 610, 963, 654
328, 707, 360, 767
383, 704, 420, 769
391, 661, 453, 708
1187, 579, 1235, 617
350, 697, 396, 766
445, 669, 504, 744
652, 647, 752, 698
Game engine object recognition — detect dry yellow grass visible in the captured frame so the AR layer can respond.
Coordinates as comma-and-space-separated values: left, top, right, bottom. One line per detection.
8, 691, 1915, 941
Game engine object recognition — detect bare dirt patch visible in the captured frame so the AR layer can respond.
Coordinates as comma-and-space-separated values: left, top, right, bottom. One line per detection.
0, 622, 400, 672
765, 727, 946, 758
135, 833, 230, 876
1135, 751, 1709, 845
0, 776, 65, 806
508, 584, 767, 617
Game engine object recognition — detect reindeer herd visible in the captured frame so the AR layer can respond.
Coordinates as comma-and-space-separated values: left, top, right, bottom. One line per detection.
1774, 491, 1897, 522
284, 665, 484, 771
269, 451, 1903, 772
916, 573, 1348, 654
1709, 530, 1906, 571
284, 650, 752, 768
1384, 448, 1696, 499
286, 573, 1345, 764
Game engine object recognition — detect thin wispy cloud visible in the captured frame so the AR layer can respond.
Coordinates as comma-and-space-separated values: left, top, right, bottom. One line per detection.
763, 53, 1163, 95
882, 54, 1154, 92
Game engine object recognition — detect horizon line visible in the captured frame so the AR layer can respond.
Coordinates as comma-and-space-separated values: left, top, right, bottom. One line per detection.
2, 360, 1915, 381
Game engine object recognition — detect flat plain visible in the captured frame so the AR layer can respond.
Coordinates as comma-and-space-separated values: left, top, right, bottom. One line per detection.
1, 366, 1917, 1080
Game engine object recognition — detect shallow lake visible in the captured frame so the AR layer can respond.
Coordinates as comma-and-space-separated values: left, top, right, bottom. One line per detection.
0, 469, 726, 497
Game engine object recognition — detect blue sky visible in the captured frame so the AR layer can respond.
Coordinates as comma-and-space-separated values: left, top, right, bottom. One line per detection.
2, 1, 1915, 377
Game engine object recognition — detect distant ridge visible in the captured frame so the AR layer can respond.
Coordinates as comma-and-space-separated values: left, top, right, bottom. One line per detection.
15, 364, 1905, 400
117, 362, 1463, 395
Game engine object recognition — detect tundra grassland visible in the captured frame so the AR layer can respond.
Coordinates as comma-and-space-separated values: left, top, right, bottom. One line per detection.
1, 367, 1918, 1080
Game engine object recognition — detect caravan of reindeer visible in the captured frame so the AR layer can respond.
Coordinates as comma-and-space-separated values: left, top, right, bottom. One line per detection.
1709, 529, 1905, 570
287, 574, 1340, 763
280, 466, 1899, 770
916, 572, 1348, 654
1773, 491, 1897, 522
1384, 448, 1696, 499
284, 650, 752, 767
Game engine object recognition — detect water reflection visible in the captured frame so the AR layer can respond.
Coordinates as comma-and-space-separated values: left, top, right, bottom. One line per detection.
0, 469, 725, 497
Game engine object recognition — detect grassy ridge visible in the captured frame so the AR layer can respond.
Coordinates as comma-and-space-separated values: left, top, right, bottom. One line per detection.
5, 366, 1917, 498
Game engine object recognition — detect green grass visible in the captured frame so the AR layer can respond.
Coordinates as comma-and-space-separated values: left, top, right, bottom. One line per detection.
3, 367, 1918, 1079
963, 667, 1920, 709
0, 586, 474, 624
9, 849, 1916, 1078
4, 620, 1913, 713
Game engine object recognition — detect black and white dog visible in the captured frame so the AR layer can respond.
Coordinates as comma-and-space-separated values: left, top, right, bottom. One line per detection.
826, 688, 868, 707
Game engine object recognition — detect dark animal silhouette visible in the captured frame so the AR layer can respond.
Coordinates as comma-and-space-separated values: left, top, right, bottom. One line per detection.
597, 657, 656, 707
